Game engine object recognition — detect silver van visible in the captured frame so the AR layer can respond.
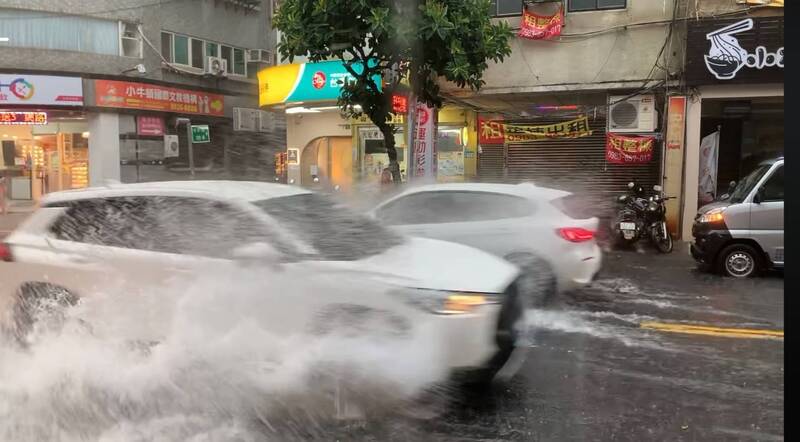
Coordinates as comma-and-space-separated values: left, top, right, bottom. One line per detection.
690, 157, 784, 277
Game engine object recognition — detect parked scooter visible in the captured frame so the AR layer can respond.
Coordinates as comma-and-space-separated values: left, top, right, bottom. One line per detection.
611, 182, 674, 253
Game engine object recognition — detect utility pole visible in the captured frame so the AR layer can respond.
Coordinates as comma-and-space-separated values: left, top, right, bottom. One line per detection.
175, 117, 194, 178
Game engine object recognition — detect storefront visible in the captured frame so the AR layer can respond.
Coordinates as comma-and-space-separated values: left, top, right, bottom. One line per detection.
681, 15, 783, 239
258, 60, 478, 191
0, 74, 87, 202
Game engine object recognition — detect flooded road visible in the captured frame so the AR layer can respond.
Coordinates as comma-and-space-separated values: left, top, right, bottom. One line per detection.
0, 240, 783, 441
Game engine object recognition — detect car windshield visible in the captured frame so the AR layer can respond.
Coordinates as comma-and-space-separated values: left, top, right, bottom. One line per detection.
254, 193, 404, 261
729, 164, 772, 203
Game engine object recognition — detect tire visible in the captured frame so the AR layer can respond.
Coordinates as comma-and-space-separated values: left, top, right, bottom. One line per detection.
653, 223, 673, 254
717, 244, 762, 278
505, 253, 556, 308
10, 282, 79, 345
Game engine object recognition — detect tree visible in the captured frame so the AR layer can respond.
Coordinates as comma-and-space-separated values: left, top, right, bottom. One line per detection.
274, 0, 512, 183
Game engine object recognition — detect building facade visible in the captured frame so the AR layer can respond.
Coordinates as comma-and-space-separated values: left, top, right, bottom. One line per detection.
0, 0, 284, 202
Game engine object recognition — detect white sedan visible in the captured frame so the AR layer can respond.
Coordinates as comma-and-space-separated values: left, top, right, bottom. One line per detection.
0, 181, 527, 386
369, 182, 603, 306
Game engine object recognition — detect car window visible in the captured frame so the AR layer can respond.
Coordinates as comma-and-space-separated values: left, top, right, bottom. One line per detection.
48, 196, 291, 258
729, 164, 771, 204
254, 193, 404, 261
759, 165, 783, 202
376, 191, 535, 225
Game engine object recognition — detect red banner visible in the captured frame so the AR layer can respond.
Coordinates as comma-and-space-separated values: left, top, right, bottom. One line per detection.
94, 80, 224, 116
478, 114, 506, 144
518, 6, 563, 40
606, 133, 655, 164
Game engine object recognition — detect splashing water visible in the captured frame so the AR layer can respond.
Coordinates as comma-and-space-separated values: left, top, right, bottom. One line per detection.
0, 268, 453, 441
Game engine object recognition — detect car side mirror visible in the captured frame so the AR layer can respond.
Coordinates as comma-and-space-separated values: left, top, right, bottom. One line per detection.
231, 242, 282, 264
728, 180, 736, 192
653, 185, 663, 192
718, 193, 730, 201
627, 182, 635, 189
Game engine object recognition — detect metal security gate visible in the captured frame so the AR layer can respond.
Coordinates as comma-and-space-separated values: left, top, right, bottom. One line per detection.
478, 114, 662, 218
477, 144, 505, 181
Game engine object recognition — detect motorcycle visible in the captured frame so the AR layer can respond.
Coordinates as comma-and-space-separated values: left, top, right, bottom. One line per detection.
612, 182, 674, 253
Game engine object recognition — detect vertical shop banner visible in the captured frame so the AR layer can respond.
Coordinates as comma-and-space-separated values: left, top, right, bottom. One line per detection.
666, 96, 687, 150
606, 133, 655, 164
413, 102, 435, 178
136, 116, 165, 136
478, 115, 505, 144
517, 5, 564, 40
698, 130, 720, 204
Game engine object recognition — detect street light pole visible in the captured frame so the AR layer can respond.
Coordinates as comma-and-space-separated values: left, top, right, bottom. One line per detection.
175, 117, 194, 178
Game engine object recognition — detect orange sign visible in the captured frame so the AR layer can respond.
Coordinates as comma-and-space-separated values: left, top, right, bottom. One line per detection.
0, 111, 47, 125
94, 80, 224, 116
666, 96, 687, 150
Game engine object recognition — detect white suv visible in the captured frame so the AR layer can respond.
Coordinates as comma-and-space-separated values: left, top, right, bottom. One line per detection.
370, 182, 603, 306
0, 181, 526, 385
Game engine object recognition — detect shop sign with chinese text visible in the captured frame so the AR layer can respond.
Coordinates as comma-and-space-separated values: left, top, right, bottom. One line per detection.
606, 133, 655, 164
666, 96, 686, 150
94, 80, 224, 116
479, 115, 592, 143
136, 116, 165, 136
413, 101, 435, 178
0, 111, 47, 125
0, 75, 82, 106
258, 60, 381, 106
517, 5, 563, 40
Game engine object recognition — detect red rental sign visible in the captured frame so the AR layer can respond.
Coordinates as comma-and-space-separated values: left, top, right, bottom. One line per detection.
136, 116, 165, 136
606, 133, 655, 164
391, 94, 408, 113
517, 5, 564, 40
94, 80, 224, 116
478, 114, 505, 144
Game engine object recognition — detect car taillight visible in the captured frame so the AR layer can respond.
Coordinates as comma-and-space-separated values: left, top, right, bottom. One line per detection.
0, 243, 12, 262
557, 228, 595, 243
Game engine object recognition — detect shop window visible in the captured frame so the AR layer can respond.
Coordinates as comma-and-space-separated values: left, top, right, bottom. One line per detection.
569, 0, 626, 12
191, 38, 205, 68
173, 35, 189, 65
221, 45, 233, 73
233, 48, 246, 76
489, 0, 523, 16
119, 22, 143, 58
161, 32, 173, 62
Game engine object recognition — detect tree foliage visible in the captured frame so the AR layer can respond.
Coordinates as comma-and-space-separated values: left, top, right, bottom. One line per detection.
275, 0, 512, 182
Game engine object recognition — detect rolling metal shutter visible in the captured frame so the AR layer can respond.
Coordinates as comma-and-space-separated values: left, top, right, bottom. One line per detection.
477, 144, 505, 181
478, 113, 662, 217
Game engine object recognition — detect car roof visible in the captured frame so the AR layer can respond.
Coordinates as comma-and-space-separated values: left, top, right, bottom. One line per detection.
40, 180, 311, 205
760, 156, 783, 166
382, 182, 571, 201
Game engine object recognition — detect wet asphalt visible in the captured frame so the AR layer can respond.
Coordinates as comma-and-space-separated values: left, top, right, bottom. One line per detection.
318, 241, 784, 442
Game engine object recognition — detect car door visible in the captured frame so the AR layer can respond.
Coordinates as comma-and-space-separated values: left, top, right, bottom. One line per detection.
373, 191, 535, 256
749, 163, 784, 265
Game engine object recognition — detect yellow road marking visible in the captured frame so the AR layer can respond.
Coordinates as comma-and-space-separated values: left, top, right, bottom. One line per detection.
640, 321, 783, 340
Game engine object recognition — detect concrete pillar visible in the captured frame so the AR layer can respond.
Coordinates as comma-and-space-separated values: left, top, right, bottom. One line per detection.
88, 112, 120, 186
681, 95, 702, 241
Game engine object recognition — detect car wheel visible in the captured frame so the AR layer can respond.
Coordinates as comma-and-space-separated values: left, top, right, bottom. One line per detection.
10, 282, 80, 345
718, 244, 761, 278
505, 253, 556, 308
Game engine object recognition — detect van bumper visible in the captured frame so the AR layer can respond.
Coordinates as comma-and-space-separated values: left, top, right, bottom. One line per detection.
691, 225, 731, 267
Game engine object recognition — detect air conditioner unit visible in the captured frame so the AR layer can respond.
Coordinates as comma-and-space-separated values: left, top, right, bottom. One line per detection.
259, 110, 275, 132
607, 94, 657, 133
233, 107, 259, 132
205, 56, 228, 76
247, 49, 273, 65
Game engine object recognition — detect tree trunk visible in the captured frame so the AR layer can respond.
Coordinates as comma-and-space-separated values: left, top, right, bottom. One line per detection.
377, 121, 402, 184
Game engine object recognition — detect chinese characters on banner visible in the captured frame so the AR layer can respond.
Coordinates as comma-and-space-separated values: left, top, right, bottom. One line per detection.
605, 133, 655, 164
391, 94, 408, 113
414, 101, 435, 178
94, 80, 224, 116
517, 5, 564, 40
0, 111, 47, 125
666, 96, 687, 150
478, 115, 593, 144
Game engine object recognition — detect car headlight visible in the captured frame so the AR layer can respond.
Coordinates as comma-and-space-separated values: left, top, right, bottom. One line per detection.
392, 288, 501, 315
699, 207, 726, 223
